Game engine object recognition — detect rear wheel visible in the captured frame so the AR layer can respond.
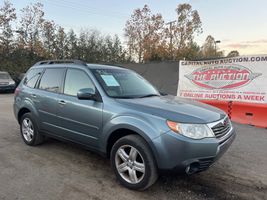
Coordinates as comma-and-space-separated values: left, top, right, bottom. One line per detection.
111, 135, 158, 190
20, 113, 44, 146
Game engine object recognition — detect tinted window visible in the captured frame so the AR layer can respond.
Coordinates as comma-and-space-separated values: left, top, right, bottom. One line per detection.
24, 68, 43, 88
39, 68, 65, 93
64, 69, 95, 96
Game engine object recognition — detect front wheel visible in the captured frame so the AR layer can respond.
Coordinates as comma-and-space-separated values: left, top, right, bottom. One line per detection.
110, 135, 158, 190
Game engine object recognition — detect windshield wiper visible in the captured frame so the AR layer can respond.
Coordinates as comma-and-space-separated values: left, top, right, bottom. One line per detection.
113, 96, 137, 99
138, 94, 160, 98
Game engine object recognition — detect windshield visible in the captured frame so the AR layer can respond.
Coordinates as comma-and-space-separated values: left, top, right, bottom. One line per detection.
0, 73, 10, 79
92, 68, 159, 98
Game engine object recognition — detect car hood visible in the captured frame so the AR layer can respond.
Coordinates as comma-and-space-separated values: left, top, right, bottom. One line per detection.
116, 95, 226, 124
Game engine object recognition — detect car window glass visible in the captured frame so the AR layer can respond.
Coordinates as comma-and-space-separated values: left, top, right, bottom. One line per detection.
24, 68, 43, 88
64, 69, 95, 96
39, 68, 65, 93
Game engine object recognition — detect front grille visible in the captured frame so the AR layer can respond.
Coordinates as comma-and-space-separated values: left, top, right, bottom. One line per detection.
211, 117, 231, 139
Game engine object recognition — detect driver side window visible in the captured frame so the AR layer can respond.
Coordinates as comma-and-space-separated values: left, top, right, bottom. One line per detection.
64, 69, 95, 96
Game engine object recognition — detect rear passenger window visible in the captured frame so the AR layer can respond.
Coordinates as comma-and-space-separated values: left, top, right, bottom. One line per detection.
39, 68, 65, 93
24, 68, 43, 88
64, 69, 95, 96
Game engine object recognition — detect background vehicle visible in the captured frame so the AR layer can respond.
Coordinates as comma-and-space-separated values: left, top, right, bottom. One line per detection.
13, 73, 25, 86
13, 60, 235, 190
0, 71, 16, 93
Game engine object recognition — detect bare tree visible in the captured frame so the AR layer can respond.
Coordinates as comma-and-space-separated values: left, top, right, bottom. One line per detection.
171, 3, 202, 59
0, 0, 16, 55
18, 2, 44, 54
124, 5, 164, 62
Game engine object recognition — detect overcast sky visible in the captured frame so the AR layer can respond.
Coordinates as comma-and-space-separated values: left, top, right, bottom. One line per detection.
10, 0, 267, 55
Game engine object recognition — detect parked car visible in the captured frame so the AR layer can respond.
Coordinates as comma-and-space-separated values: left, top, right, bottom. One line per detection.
13, 60, 235, 190
13, 73, 25, 86
0, 71, 16, 92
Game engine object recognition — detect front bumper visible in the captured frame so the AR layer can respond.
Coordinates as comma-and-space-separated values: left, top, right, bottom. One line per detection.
0, 84, 16, 91
152, 126, 236, 174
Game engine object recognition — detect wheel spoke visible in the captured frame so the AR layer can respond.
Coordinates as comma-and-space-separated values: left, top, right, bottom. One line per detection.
28, 128, 34, 136
133, 161, 145, 173
129, 169, 138, 183
28, 120, 33, 128
23, 119, 28, 128
129, 147, 138, 161
117, 148, 129, 162
117, 162, 128, 173
22, 127, 27, 135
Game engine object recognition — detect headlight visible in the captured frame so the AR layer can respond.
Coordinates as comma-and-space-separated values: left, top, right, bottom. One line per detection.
166, 120, 214, 139
9, 80, 15, 85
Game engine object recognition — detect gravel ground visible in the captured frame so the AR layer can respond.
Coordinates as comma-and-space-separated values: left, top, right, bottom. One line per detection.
0, 93, 267, 200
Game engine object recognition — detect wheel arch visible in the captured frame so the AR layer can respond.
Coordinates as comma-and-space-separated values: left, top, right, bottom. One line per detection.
104, 125, 160, 170
17, 99, 39, 125
18, 107, 31, 123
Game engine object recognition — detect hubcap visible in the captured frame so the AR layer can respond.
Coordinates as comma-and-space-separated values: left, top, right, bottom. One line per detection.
115, 145, 145, 184
21, 118, 34, 142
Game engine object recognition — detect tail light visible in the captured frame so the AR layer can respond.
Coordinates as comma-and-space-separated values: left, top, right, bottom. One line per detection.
14, 87, 20, 96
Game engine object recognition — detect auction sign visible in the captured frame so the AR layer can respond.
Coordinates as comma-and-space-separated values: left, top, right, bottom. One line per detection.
177, 55, 267, 103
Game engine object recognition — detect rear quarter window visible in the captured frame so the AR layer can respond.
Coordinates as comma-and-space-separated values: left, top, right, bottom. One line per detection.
24, 68, 43, 88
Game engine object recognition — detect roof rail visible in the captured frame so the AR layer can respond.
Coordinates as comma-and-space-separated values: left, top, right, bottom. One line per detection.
34, 59, 87, 66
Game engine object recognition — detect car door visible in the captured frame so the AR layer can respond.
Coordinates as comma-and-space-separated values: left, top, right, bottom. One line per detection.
35, 68, 66, 134
57, 68, 103, 147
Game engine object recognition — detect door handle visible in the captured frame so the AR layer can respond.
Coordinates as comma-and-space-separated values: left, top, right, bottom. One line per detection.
31, 94, 37, 98
58, 100, 66, 105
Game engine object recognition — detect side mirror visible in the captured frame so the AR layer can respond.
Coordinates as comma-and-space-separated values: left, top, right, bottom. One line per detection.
77, 88, 97, 100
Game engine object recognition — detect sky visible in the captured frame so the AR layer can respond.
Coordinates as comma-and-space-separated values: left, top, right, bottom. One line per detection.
9, 0, 267, 55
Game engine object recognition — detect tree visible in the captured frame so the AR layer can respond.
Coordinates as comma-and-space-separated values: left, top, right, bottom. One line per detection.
66, 29, 78, 59
124, 5, 164, 62
200, 35, 224, 58
180, 42, 201, 60
18, 2, 44, 55
54, 26, 68, 59
42, 20, 57, 58
0, 0, 16, 56
171, 3, 202, 59
227, 50, 239, 57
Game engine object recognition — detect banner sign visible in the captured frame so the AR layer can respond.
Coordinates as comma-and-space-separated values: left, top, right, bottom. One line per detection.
177, 55, 267, 103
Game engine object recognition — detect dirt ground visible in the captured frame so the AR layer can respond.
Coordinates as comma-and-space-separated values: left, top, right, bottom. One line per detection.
0, 93, 267, 200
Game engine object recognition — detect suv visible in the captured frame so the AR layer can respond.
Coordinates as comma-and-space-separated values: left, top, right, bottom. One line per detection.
13, 60, 235, 190
0, 71, 16, 92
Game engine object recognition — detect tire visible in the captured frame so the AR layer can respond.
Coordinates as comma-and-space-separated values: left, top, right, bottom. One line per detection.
20, 113, 45, 146
110, 135, 158, 190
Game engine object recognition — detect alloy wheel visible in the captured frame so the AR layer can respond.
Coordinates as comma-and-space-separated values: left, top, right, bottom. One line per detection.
115, 145, 145, 184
